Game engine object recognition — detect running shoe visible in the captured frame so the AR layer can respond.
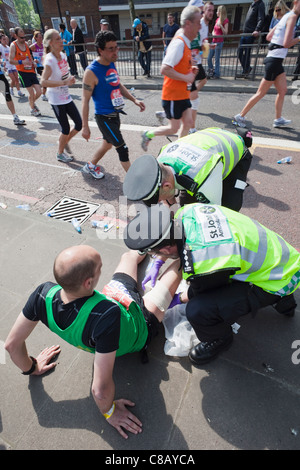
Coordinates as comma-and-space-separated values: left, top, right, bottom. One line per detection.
141, 131, 152, 151
82, 162, 104, 179
42, 94, 48, 101
232, 114, 246, 128
57, 152, 73, 163
155, 111, 166, 125
17, 90, 25, 97
30, 108, 40, 117
10, 87, 14, 96
189, 128, 197, 134
34, 104, 41, 115
273, 117, 291, 128
13, 115, 26, 126
207, 68, 214, 79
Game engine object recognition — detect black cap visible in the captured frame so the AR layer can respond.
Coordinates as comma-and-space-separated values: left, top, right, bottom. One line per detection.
124, 204, 173, 254
123, 155, 162, 206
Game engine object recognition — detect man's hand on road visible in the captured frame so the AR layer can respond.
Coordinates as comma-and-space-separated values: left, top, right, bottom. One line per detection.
32, 345, 61, 376
106, 398, 143, 439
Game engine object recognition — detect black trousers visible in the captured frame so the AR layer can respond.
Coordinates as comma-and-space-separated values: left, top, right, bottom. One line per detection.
179, 149, 253, 212
221, 149, 252, 212
186, 281, 283, 342
67, 53, 78, 76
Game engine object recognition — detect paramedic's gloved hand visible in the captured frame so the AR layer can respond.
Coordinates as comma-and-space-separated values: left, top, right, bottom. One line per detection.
142, 258, 165, 290
168, 293, 182, 309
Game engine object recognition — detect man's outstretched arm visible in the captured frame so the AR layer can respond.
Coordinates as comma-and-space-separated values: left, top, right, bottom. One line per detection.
5, 312, 60, 375
92, 351, 143, 439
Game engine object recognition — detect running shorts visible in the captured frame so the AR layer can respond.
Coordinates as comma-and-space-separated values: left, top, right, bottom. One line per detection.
162, 99, 191, 120
95, 113, 125, 147
18, 71, 40, 88
191, 64, 207, 91
263, 57, 284, 81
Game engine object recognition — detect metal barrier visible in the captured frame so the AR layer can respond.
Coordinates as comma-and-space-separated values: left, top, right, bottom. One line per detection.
74, 34, 300, 81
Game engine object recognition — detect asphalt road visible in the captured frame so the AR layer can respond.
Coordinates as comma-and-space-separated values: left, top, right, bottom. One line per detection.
0, 86, 299, 247
1, 85, 300, 452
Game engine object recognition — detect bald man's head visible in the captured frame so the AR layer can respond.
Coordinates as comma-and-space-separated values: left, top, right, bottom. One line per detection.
53, 245, 101, 293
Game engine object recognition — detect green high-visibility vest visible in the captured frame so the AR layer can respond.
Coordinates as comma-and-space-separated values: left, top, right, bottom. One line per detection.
176, 204, 300, 296
45, 286, 148, 356
158, 128, 245, 196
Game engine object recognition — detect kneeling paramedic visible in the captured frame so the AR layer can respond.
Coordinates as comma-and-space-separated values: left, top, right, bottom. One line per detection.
124, 126, 253, 288
124, 203, 300, 365
124, 127, 253, 211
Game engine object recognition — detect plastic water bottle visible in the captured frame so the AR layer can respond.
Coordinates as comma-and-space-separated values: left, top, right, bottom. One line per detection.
71, 217, 81, 233
277, 156, 292, 164
91, 220, 105, 229
16, 204, 30, 211
46, 210, 56, 217
130, 87, 135, 95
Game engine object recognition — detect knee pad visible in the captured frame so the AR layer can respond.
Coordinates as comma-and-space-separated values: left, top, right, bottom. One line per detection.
143, 280, 173, 313
190, 97, 199, 111
116, 143, 129, 162
5, 91, 12, 102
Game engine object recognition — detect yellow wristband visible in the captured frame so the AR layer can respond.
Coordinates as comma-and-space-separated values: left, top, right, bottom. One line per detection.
103, 402, 115, 419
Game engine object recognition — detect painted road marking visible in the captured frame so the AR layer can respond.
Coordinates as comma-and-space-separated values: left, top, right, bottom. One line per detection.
0, 114, 298, 210
0, 114, 299, 150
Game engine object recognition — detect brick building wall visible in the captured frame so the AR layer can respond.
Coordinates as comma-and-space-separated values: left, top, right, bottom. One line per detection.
41, 0, 100, 42
0, 0, 19, 34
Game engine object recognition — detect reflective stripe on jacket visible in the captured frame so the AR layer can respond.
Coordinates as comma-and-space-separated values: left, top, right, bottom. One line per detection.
158, 128, 246, 191
176, 203, 300, 296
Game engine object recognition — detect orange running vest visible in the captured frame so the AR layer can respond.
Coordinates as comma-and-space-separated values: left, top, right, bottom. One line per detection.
13, 40, 35, 73
162, 36, 191, 101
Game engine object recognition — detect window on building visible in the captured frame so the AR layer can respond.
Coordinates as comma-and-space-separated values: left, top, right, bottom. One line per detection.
227, 8, 233, 25
51, 17, 67, 31
139, 14, 153, 29
3, 0, 14, 8
70, 16, 87, 34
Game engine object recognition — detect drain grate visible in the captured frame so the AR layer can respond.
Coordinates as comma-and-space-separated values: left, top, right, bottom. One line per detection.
44, 197, 100, 224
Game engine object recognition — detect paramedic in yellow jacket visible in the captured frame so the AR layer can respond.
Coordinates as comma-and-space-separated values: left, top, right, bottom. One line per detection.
124, 127, 253, 212
124, 203, 299, 366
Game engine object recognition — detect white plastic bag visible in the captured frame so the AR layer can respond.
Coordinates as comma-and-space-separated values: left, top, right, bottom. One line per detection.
162, 303, 198, 357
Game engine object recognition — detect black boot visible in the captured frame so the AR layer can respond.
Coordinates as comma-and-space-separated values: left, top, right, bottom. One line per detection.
189, 334, 233, 365
274, 294, 296, 317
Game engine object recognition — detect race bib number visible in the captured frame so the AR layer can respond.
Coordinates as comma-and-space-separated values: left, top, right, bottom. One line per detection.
194, 205, 233, 244
57, 58, 69, 80
32, 51, 43, 66
110, 89, 124, 109
191, 48, 201, 62
102, 280, 133, 310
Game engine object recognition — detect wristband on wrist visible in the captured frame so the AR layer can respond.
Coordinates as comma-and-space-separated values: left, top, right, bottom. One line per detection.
18, 60, 22, 65
22, 356, 37, 375
103, 401, 116, 419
